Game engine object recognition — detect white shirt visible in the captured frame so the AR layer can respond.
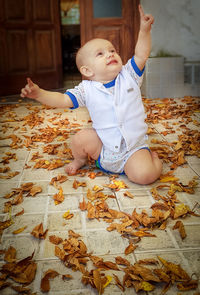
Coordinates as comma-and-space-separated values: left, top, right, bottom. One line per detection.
66, 57, 147, 152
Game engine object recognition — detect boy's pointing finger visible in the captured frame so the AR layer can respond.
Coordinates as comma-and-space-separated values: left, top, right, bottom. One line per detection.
138, 4, 145, 17
27, 77, 34, 87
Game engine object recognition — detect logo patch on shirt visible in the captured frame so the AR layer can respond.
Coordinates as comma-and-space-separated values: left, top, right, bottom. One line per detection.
127, 87, 134, 93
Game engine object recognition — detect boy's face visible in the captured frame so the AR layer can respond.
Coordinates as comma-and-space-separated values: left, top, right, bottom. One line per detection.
80, 39, 123, 83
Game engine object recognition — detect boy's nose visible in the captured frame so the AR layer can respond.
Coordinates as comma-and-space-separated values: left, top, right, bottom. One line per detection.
107, 51, 114, 57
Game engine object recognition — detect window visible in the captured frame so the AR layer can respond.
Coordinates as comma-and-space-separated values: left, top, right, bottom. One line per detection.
93, 0, 122, 18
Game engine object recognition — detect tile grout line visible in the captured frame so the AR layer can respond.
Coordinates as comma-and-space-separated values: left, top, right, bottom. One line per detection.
38, 191, 52, 259
166, 227, 181, 249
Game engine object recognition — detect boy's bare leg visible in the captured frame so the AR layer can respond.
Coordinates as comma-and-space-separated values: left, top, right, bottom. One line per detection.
65, 128, 102, 175
124, 149, 162, 185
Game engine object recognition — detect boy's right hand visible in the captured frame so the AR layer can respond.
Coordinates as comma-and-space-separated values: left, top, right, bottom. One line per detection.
20, 78, 40, 99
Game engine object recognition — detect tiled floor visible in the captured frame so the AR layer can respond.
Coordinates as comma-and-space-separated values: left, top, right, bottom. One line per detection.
0, 89, 199, 294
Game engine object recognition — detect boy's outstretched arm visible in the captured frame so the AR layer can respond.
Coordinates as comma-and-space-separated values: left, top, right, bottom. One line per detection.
20, 78, 74, 108
134, 5, 154, 71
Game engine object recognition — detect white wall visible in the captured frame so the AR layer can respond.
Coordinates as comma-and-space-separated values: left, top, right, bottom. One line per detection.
141, 0, 200, 61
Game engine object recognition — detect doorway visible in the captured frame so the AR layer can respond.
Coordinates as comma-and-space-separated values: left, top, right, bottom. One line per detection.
60, 0, 81, 87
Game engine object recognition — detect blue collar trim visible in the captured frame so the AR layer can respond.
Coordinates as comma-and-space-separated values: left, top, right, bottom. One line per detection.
103, 78, 116, 88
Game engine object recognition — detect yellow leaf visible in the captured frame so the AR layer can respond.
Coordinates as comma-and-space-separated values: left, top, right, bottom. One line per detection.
93, 185, 103, 192
103, 275, 112, 288
160, 176, 179, 183
140, 281, 155, 291
113, 180, 128, 189
63, 210, 74, 220
174, 203, 189, 219
157, 103, 165, 108
12, 226, 27, 234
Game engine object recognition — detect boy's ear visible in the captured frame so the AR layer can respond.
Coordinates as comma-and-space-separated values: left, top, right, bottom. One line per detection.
80, 66, 94, 78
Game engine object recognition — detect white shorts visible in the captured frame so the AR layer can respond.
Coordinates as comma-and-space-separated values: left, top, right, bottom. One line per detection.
95, 138, 149, 174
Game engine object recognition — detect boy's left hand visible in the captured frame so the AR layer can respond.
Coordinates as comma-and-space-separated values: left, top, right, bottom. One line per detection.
139, 4, 154, 32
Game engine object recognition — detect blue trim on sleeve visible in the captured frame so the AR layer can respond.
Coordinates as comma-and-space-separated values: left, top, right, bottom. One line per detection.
66, 91, 79, 109
131, 56, 145, 77
103, 78, 116, 88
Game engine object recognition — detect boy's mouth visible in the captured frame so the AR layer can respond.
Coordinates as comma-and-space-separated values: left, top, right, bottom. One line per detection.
107, 59, 118, 65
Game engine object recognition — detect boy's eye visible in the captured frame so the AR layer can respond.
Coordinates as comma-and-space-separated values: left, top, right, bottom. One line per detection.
97, 52, 103, 56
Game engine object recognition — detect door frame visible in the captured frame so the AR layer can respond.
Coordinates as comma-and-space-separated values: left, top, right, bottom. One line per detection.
79, 0, 140, 64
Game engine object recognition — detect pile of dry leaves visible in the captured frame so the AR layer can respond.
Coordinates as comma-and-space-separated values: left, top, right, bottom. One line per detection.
0, 97, 199, 293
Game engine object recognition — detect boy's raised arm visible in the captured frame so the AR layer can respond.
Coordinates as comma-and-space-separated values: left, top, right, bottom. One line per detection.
20, 78, 74, 108
134, 5, 154, 71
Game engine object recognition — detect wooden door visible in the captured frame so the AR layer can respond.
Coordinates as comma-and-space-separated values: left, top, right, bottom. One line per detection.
0, 0, 62, 96
80, 0, 140, 64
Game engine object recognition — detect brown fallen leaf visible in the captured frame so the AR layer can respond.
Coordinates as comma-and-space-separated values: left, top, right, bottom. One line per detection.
40, 269, 59, 292
115, 256, 130, 266
4, 246, 16, 263
123, 191, 134, 199
53, 187, 64, 204
124, 243, 137, 255
79, 197, 87, 211
62, 274, 73, 280
29, 185, 42, 197
173, 203, 190, 219
132, 280, 155, 292
1, 252, 37, 284
158, 256, 190, 280
73, 179, 86, 189
0, 171, 20, 179
63, 210, 74, 220
93, 269, 104, 295
31, 223, 48, 239
177, 279, 198, 291
49, 235, 63, 245
113, 274, 125, 291
15, 208, 24, 216
173, 220, 186, 239
50, 174, 68, 185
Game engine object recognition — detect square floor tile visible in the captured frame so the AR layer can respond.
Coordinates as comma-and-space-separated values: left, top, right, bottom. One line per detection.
47, 211, 82, 232
85, 229, 129, 255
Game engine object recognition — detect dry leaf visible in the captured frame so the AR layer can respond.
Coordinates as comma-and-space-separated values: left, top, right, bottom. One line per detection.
159, 175, 179, 182
174, 203, 190, 219
124, 243, 137, 255
12, 226, 27, 235
62, 274, 73, 280
53, 187, 64, 204
123, 191, 134, 198
79, 197, 87, 211
63, 210, 74, 220
73, 179, 86, 189
40, 269, 59, 292
115, 256, 130, 266
29, 185, 42, 197
158, 256, 190, 280
4, 246, 16, 262
177, 280, 198, 291
31, 223, 48, 239
113, 274, 125, 291
173, 220, 186, 239
49, 235, 63, 245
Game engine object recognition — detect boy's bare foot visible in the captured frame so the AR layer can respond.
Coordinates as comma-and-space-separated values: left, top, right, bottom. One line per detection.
64, 158, 86, 175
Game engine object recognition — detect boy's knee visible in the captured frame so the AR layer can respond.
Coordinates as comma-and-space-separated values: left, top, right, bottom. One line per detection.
126, 164, 162, 185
